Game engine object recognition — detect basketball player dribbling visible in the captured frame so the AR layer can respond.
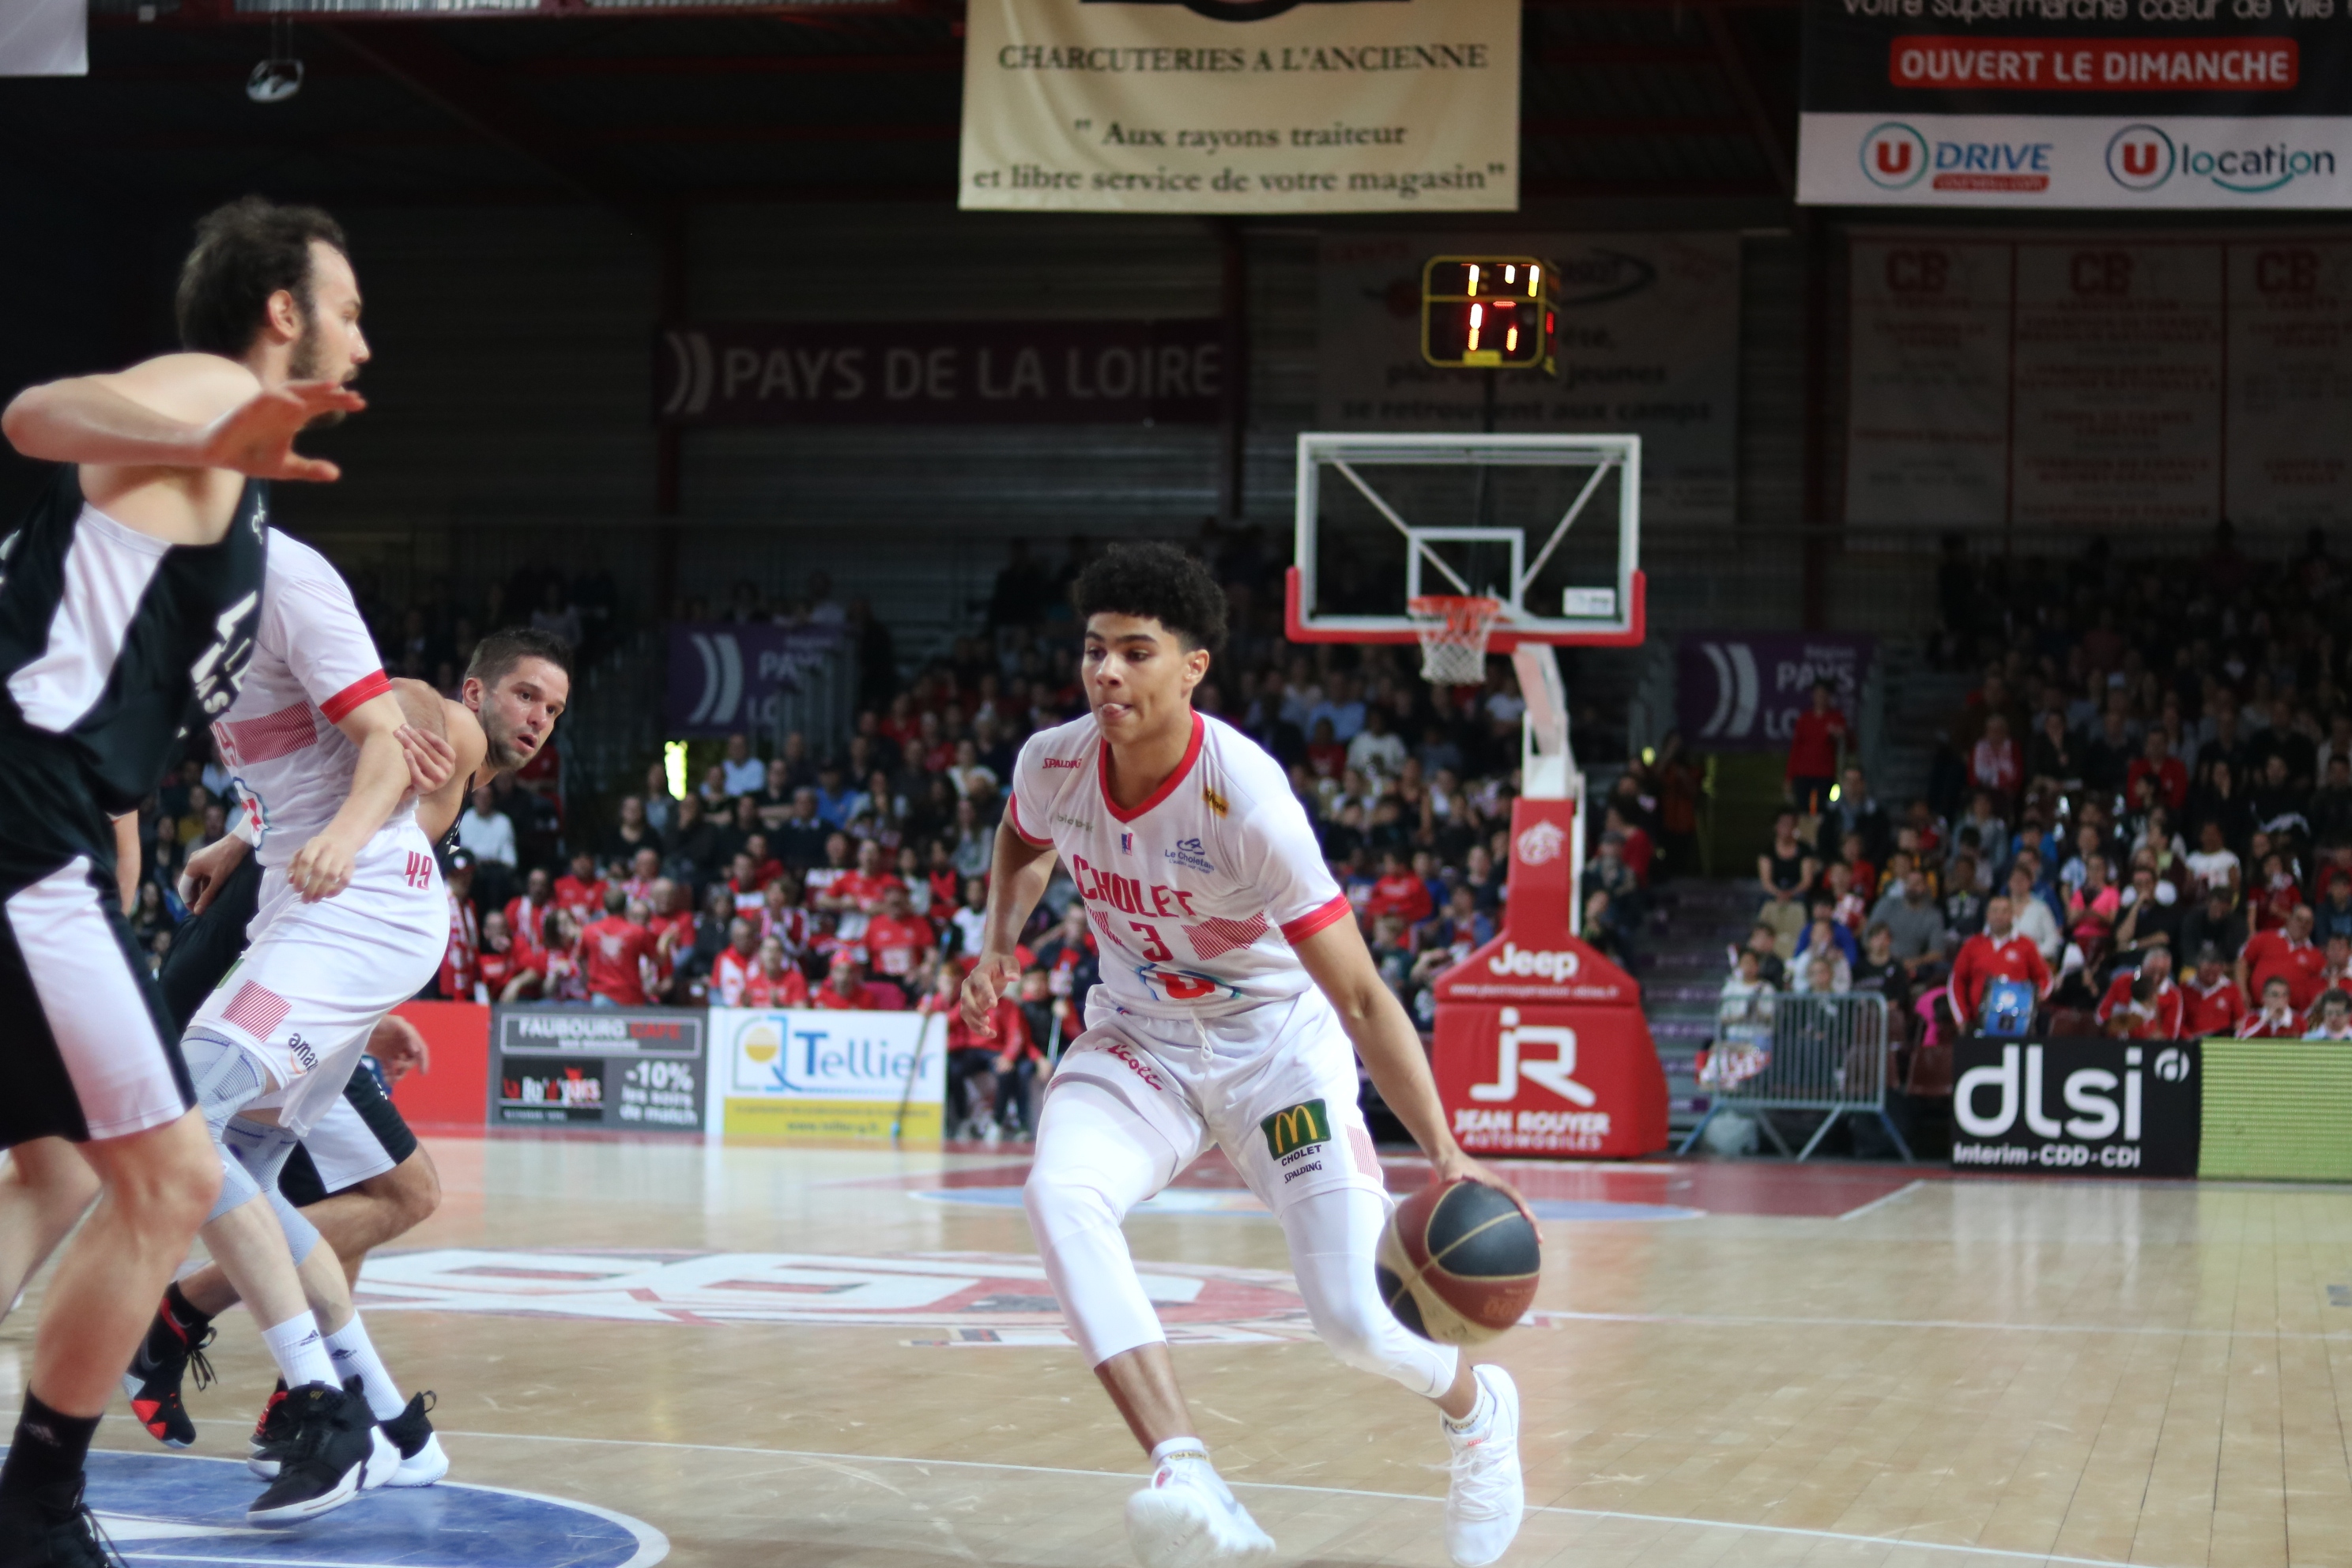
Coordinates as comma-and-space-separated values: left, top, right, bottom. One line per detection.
960, 543, 1528, 1568
0, 196, 368, 1564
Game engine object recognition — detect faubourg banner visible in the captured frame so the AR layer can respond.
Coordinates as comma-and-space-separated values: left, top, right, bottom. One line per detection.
959, 0, 1521, 213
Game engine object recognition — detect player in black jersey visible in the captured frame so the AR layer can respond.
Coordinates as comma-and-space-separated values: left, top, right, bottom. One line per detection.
0, 197, 371, 1565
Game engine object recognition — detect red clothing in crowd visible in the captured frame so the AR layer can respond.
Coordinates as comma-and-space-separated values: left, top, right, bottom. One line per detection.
552, 873, 608, 921
505, 893, 552, 949
2243, 929, 2328, 1012
1968, 734, 2022, 797
1947, 929, 2051, 1025
834, 870, 903, 914
742, 967, 810, 1009
2095, 968, 2184, 1038
1618, 824, 1655, 884
2125, 755, 2189, 814
649, 909, 696, 963
439, 892, 480, 1001
2237, 1006, 2303, 1038
2180, 976, 2245, 1038
581, 914, 655, 1006
861, 913, 933, 979
477, 944, 519, 1001
711, 946, 758, 1007
1785, 707, 1847, 782
1365, 872, 1434, 925
814, 978, 900, 1011
938, 997, 1024, 1054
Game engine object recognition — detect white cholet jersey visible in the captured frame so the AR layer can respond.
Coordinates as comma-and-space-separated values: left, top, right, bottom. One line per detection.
1008, 710, 1351, 1020
209, 529, 408, 868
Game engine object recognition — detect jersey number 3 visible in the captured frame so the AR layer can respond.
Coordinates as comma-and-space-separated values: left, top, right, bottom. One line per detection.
1132, 922, 1218, 1001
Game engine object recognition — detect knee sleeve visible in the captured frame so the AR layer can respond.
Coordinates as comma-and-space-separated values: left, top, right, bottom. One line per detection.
186, 1033, 273, 1225
1281, 1186, 1458, 1400
223, 1120, 322, 1267
1023, 1082, 1178, 1368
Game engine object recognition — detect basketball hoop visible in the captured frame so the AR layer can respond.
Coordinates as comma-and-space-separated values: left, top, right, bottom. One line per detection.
1406, 595, 1504, 686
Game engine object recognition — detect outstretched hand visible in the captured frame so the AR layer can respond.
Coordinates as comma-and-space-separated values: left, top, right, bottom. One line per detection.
194, 379, 365, 482
959, 952, 1022, 1037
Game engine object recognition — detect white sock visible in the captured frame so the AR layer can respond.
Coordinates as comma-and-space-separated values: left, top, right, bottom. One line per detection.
260, 1313, 336, 1391
1151, 1436, 1213, 1472
1445, 1380, 1494, 1438
323, 1314, 405, 1421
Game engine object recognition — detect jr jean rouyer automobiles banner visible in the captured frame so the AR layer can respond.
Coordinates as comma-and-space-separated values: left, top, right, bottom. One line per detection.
1799, 0, 2352, 208
959, 0, 1520, 213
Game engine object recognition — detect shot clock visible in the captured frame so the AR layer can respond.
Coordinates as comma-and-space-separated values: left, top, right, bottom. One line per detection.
1421, 256, 1555, 375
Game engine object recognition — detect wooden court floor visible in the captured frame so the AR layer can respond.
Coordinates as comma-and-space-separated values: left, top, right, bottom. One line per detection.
13, 1136, 2352, 1568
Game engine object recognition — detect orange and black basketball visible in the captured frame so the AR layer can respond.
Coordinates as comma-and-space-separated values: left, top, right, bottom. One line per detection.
1375, 1178, 1542, 1344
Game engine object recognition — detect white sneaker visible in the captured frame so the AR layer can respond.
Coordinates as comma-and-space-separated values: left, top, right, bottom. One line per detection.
1125, 1453, 1276, 1568
1443, 1366, 1524, 1568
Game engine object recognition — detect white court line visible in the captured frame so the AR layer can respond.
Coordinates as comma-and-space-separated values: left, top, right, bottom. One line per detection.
1526, 1307, 2352, 1340
1837, 1178, 1928, 1220
437, 1428, 2183, 1568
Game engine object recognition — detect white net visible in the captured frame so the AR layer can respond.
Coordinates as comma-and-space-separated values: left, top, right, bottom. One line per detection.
1407, 595, 1503, 686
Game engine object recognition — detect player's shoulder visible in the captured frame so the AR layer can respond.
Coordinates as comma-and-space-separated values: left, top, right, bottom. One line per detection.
262, 528, 357, 601
1197, 714, 1294, 820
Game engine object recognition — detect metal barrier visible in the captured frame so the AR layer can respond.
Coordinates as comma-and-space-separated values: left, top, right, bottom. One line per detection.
1679, 993, 1913, 1163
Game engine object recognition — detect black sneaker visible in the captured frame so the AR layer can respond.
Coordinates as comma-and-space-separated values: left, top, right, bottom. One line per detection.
245, 1380, 293, 1479
118, 1300, 214, 1449
246, 1383, 378, 1526
379, 1392, 448, 1487
0, 1479, 122, 1568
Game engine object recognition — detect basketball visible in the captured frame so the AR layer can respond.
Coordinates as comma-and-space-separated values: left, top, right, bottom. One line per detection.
1375, 1178, 1542, 1345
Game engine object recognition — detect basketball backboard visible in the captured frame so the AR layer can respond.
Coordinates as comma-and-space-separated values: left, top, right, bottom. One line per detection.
1283, 433, 1645, 650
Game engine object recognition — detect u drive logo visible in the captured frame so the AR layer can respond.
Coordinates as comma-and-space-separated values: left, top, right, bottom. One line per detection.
2107, 125, 2174, 191
1470, 1007, 1596, 1107
1861, 122, 1929, 190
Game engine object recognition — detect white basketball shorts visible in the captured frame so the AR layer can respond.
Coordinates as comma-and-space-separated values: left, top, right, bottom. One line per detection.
1042, 987, 1389, 1216
187, 824, 447, 1140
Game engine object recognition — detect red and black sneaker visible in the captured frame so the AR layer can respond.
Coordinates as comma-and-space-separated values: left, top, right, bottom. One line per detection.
247, 1380, 294, 1479
117, 1297, 216, 1449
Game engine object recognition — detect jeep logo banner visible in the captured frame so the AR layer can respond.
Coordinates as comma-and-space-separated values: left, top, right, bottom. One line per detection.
1950, 1039, 2199, 1178
1798, 0, 2352, 207
959, 0, 1520, 213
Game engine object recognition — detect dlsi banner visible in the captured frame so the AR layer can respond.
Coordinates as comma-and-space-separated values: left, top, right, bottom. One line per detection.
959, 0, 1519, 213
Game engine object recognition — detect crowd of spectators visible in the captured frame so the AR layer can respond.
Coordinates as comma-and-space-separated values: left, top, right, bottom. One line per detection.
426, 528, 1694, 1138
1727, 525, 2352, 1051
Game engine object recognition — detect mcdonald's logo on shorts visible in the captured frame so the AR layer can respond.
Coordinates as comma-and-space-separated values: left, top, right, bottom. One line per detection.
1261, 1098, 1331, 1160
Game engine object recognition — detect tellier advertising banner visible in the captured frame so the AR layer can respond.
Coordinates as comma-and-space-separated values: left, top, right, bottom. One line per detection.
709, 1007, 946, 1140
1800, 0, 2352, 208
489, 1006, 707, 1132
1951, 1039, 2200, 1178
1846, 232, 2352, 530
665, 622, 847, 739
1316, 232, 1740, 525
654, 321, 1224, 427
1675, 633, 1874, 752
959, 0, 1520, 213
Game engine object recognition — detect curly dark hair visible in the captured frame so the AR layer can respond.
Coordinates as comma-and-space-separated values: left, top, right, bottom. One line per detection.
1073, 541, 1227, 656
175, 196, 349, 359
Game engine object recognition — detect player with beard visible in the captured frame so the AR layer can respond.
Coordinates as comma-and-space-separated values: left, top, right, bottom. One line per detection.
0, 195, 366, 1565
116, 629, 569, 1505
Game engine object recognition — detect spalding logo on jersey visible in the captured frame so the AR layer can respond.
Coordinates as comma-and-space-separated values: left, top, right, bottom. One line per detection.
190, 591, 262, 718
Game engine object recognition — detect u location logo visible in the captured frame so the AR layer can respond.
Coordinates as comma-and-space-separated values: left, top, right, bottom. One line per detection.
1861, 122, 1928, 189
2107, 124, 2174, 190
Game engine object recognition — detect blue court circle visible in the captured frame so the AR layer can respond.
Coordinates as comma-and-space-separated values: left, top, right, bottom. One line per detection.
70, 1449, 666, 1568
